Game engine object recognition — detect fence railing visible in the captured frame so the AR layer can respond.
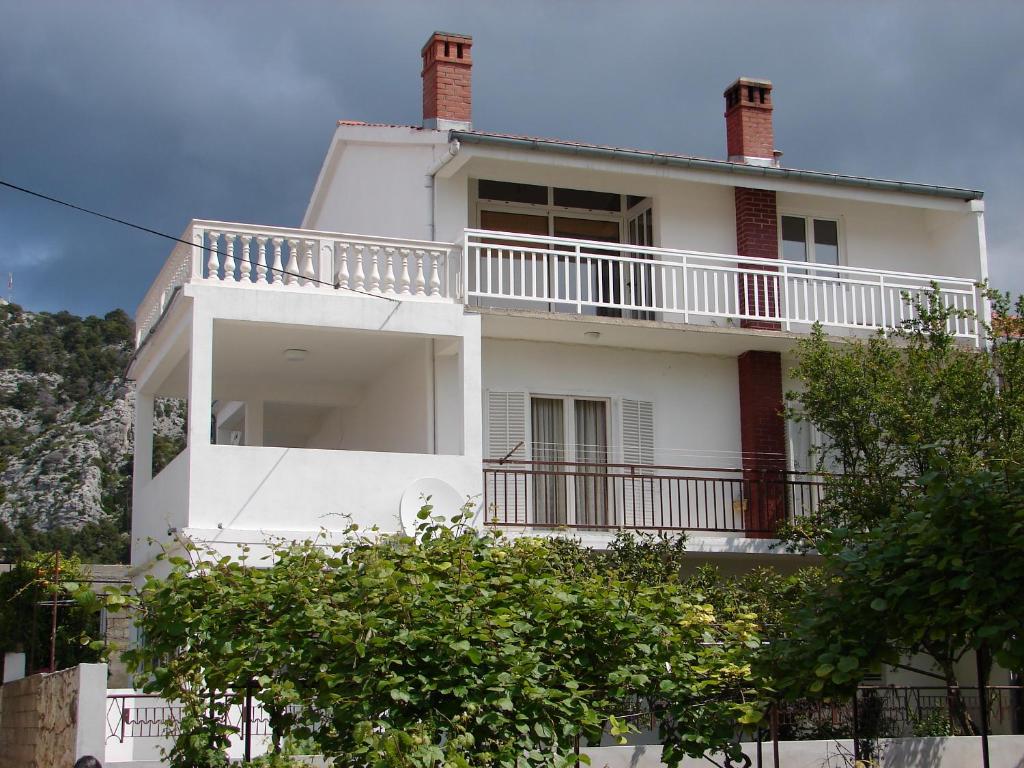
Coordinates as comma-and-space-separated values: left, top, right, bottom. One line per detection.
134, 220, 462, 346
104, 692, 295, 743
136, 223, 983, 348
463, 229, 982, 343
775, 685, 1024, 741
482, 459, 825, 536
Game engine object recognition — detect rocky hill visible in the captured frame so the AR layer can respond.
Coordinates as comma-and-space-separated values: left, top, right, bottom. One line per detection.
0, 302, 183, 562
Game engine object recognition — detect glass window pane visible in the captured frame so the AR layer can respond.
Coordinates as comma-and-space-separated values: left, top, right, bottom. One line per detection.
553, 217, 620, 243
781, 216, 808, 262
553, 187, 622, 212
479, 210, 549, 236
478, 179, 548, 205
813, 219, 839, 265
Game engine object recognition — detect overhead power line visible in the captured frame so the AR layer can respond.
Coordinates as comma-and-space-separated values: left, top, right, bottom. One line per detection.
0, 178, 395, 301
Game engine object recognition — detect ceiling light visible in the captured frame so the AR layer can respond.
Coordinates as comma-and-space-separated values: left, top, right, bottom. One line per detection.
584, 331, 601, 340
283, 348, 308, 362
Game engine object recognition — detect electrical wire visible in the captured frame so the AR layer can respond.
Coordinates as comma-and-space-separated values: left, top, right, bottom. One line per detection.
0, 178, 397, 302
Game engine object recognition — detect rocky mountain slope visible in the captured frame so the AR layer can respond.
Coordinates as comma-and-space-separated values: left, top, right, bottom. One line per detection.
0, 302, 183, 562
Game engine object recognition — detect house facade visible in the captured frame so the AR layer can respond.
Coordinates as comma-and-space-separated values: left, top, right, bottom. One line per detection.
127, 32, 988, 577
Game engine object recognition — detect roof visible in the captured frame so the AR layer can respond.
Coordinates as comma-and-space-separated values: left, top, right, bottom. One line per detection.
449, 129, 984, 202
337, 120, 422, 130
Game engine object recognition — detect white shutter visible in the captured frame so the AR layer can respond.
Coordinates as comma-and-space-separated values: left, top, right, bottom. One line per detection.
486, 391, 527, 460
621, 399, 656, 527
621, 399, 655, 465
485, 392, 528, 525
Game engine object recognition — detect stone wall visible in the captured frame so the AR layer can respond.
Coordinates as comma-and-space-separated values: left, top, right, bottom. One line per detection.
0, 663, 106, 768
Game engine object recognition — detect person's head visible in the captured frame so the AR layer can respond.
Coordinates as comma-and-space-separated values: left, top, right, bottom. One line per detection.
74, 757, 102, 768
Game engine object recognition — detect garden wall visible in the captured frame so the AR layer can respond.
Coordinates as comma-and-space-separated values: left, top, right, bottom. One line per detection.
585, 736, 1024, 767
0, 663, 106, 768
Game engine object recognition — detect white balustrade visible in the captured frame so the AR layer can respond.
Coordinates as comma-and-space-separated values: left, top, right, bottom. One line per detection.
134, 220, 981, 351
463, 229, 982, 344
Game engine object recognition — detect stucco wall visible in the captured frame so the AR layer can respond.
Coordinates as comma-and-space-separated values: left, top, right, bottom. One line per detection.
0, 664, 106, 768
584, 736, 1024, 768
482, 338, 743, 467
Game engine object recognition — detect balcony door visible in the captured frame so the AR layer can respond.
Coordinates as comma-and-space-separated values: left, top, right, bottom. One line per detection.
551, 217, 622, 317
531, 396, 609, 528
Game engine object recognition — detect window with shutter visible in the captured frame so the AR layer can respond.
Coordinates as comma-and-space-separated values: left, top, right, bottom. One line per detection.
485, 391, 528, 524
621, 399, 656, 527
486, 391, 527, 460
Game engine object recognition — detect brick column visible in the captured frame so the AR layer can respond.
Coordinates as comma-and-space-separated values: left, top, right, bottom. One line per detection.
735, 187, 780, 329
737, 350, 787, 536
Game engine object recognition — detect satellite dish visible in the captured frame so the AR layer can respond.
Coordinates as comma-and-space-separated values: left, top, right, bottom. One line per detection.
399, 478, 464, 536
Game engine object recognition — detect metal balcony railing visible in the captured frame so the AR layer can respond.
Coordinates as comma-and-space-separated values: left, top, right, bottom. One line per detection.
482, 459, 826, 536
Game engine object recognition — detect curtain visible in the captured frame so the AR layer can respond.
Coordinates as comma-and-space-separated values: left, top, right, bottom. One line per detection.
574, 400, 609, 527
531, 398, 566, 525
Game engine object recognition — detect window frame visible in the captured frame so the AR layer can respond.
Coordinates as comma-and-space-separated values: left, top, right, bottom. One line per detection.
777, 212, 845, 267
527, 393, 612, 466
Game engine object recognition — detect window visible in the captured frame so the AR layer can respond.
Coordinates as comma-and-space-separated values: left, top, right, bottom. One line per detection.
781, 215, 840, 266
531, 396, 609, 527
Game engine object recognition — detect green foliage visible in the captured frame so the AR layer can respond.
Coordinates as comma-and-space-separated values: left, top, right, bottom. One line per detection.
0, 552, 105, 673
772, 287, 1024, 732
0, 514, 130, 563
125, 507, 766, 768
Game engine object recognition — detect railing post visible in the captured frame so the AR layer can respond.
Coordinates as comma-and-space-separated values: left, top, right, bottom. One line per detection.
879, 273, 888, 336
977, 646, 991, 768
781, 262, 791, 331
243, 680, 253, 763
575, 244, 583, 314
191, 223, 205, 281
318, 240, 334, 287
682, 253, 689, 323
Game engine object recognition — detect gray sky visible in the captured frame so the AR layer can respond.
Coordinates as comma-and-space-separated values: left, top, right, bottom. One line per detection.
1, 0, 1022, 316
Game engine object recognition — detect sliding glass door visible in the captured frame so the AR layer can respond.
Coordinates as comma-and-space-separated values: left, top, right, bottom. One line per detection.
530, 396, 609, 527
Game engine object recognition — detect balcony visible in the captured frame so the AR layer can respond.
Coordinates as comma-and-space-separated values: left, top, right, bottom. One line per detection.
482, 459, 825, 538
463, 230, 982, 343
135, 220, 983, 349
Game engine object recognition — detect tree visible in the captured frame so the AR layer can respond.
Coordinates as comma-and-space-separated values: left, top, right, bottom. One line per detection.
773, 288, 1024, 732
0, 553, 106, 674
125, 508, 766, 768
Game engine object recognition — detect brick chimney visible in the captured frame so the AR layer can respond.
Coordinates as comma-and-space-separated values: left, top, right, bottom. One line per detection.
421, 31, 473, 130
724, 77, 777, 166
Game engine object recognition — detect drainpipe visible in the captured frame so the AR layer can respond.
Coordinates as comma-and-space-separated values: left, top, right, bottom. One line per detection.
426, 138, 461, 241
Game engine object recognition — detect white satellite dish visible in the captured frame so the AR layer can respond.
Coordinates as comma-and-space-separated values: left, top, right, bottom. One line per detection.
399, 478, 465, 536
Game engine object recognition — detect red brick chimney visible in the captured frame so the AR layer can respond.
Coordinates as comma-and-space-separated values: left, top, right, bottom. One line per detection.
421, 31, 473, 130
724, 77, 777, 166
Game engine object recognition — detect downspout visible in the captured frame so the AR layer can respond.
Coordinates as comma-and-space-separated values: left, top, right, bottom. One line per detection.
426, 138, 461, 241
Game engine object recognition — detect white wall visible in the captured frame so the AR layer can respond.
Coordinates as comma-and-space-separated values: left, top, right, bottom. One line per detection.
777, 191, 982, 280
482, 339, 742, 467
184, 444, 482, 535
305, 126, 450, 242
340, 339, 432, 454
131, 447, 190, 567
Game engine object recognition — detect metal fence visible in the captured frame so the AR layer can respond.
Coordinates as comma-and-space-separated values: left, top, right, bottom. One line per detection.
483, 459, 825, 535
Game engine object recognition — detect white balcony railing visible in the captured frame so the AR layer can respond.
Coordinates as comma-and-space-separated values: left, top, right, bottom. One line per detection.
135, 220, 461, 346
135, 222, 984, 347
463, 229, 983, 343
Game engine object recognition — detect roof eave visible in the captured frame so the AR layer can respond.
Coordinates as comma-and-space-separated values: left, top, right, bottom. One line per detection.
449, 130, 983, 202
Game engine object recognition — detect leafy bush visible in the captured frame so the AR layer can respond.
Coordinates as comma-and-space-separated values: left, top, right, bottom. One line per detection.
125, 506, 767, 768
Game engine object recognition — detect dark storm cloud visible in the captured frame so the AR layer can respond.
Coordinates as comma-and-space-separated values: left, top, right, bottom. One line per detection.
1, 0, 1022, 315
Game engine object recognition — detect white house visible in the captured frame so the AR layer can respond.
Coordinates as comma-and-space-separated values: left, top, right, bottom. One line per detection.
127, 32, 988, 578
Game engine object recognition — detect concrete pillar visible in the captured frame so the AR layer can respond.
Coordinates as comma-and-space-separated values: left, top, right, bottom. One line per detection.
133, 393, 154, 487
74, 663, 107, 762
2, 651, 25, 682
187, 311, 214, 449
244, 400, 264, 446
